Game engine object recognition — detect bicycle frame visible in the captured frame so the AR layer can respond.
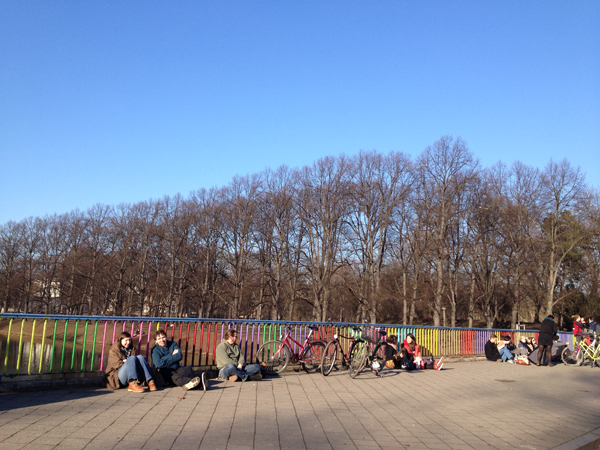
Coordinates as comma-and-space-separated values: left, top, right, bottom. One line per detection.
364, 329, 387, 374
278, 326, 316, 361
578, 333, 600, 365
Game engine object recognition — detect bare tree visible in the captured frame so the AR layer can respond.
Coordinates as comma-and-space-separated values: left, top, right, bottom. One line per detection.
539, 159, 590, 316
344, 150, 412, 323
255, 165, 305, 320
218, 175, 262, 318
296, 156, 351, 321
187, 188, 225, 318
0, 221, 24, 313
415, 136, 477, 326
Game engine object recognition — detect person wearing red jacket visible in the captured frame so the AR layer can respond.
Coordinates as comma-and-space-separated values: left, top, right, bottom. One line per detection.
573, 315, 584, 345
400, 333, 421, 369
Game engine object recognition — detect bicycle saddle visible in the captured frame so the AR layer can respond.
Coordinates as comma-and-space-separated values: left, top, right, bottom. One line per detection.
378, 330, 387, 336
308, 325, 319, 331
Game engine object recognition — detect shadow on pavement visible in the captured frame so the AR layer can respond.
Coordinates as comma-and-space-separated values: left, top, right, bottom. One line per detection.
0, 388, 112, 412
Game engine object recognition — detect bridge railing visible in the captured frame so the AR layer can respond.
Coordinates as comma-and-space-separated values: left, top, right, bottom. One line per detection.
0, 314, 573, 377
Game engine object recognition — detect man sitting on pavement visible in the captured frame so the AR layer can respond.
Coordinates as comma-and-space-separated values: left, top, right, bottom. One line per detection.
485, 334, 514, 363
216, 329, 263, 382
151, 329, 208, 391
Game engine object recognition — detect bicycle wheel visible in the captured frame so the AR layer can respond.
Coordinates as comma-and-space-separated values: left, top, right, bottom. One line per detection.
300, 341, 326, 372
561, 346, 579, 365
576, 348, 587, 366
348, 343, 368, 379
370, 343, 386, 373
347, 341, 359, 366
321, 341, 338, 376
256, 340, 291, 374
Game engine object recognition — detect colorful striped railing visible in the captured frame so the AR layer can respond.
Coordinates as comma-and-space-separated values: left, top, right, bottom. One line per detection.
0, 314, 573, 377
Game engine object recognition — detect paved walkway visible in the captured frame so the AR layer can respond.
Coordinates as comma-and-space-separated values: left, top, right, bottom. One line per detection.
1, 361, 599, 450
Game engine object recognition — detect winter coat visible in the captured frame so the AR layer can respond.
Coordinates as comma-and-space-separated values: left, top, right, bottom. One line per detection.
485, 340, 501, 361
151, 340, 183, 369
538, 317, 558, 346
105, 340, 138, 390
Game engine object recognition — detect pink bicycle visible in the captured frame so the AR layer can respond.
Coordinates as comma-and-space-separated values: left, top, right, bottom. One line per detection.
256, 325, 326, 374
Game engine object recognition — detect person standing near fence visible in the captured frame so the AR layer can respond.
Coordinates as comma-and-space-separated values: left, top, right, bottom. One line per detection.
537, 315, 558, 367
573, 315, 584, 344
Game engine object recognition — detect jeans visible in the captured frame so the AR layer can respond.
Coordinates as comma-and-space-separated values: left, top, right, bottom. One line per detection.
498, 346, 513, 362
219, 363, 261, 381
118, 355, 153, 386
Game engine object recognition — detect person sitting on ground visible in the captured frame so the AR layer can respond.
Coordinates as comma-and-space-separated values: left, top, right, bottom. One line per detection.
400, 333, 421, 369
105, 331, 156, 392
216, 329, 262, 382
383, 335, 402, 369
537, 314, 558, 367
518, 337, 535, 355
485, 334, 514, 363
151, 329, 208, 391
509, 336, 528, 357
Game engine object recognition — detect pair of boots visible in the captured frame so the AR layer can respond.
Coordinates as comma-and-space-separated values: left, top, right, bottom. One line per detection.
537, 345, 553, 367
128, 379, 157, 393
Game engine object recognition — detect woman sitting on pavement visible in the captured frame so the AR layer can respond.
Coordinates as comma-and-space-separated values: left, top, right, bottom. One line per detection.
383, 335, 402, 369
507, 335, 527, 357
518, 337, 535, 355
151, 329, 207, 391
400, 333, 421, 369
105, 331, 156, 392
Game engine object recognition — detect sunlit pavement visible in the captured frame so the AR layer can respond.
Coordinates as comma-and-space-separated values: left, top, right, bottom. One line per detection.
1, 361, 599, 450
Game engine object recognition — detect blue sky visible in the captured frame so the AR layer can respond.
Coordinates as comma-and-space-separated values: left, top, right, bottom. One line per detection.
1, 2, 598, 224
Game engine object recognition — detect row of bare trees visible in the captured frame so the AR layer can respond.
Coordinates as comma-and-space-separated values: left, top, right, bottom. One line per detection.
1, 136, 599, 328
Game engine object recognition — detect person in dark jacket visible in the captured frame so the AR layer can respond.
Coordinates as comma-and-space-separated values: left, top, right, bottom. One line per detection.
151, 330, 207, 391
573, 315, 584, 345
588, 317, 597, 333
537, 315, 558, 367
485, 335, 501, 361
485, 335, 514, 362
383, 335, 402, 369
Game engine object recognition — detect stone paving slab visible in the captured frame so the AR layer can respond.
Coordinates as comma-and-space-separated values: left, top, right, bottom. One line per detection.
0, 361, 599, 450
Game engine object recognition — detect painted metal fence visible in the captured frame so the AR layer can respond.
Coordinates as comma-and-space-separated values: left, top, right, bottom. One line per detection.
0, 314, 573, 377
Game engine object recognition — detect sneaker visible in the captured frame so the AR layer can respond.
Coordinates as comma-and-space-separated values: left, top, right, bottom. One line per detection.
148, 380, 157, 391
228, 375, 239, 382
183, 376, 201, 391
434, 357, 444, 371
128, 381, 144, 393
201, 372, 208, 391
248, 373, 262, 382
507, 359, 514, 364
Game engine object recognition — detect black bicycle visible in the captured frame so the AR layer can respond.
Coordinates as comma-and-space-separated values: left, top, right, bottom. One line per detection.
320, 325, 363, 376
